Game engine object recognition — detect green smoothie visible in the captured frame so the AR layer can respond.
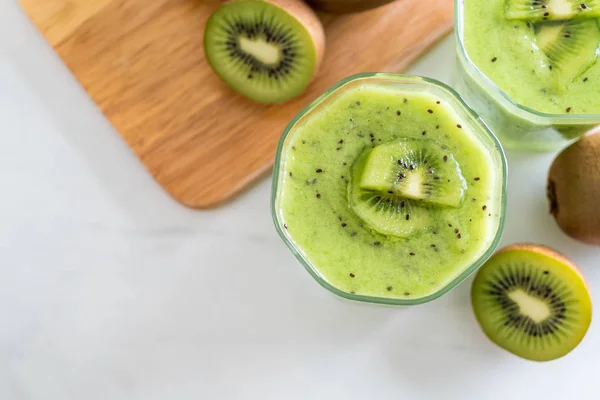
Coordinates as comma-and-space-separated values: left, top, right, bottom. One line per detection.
455, 0, 600, 150
273, 74, 506, 303
463, 0, 600, 114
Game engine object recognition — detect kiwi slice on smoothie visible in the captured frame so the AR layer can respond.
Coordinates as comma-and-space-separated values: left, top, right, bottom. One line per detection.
536, 19, 600, 87
472, 244, 592, 362
348, 139, 466, 238
505, 0, 600, 21
203, 0, 325, 104
359, 139, 466, 207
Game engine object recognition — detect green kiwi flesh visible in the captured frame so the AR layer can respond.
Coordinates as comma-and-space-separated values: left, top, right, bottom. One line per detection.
204, 0, 320, 103
359, 139, 466, 207
348, 147, 433, 238
535, 19, 600, 88
472, 244, 592, 362
348, 139, 467, 238
505, 0, 600, 21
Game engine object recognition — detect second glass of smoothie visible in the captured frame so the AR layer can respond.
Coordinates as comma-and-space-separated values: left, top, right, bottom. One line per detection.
272, 73, 507, 305
454, 0, 600, 151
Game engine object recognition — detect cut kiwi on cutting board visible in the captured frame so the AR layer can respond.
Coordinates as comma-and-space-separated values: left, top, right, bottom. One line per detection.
535, 19, 600, 87
472, 244, 592, 362
505, 0, 600, 21
204, 0, 325, 104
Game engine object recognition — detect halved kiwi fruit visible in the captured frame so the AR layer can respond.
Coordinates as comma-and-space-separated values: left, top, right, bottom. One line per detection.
505, 0, 600, 21
536, 19, 600, 88
204, 0, 325, 104
359, 140, 466, 207
348, 139, 466, 238
472, 244, 592, 362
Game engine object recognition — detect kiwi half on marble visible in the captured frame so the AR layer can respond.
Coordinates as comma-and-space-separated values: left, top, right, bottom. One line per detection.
472, 244, 592, 362
203, 0, 325, 104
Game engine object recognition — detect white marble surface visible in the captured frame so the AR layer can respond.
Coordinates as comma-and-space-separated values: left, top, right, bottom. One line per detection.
1, 1, 600, 398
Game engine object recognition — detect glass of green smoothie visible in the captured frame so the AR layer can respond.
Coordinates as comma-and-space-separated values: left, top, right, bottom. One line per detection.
272, 73, 507, 305
454, 0, 600, 151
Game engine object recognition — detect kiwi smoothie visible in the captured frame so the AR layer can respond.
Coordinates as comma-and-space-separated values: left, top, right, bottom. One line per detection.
272, 74, 506, 304
455, 0, 600, 150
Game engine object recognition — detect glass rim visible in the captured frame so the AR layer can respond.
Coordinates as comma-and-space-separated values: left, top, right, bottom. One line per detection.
271, 72, 508, 306
454, 0, 600, 122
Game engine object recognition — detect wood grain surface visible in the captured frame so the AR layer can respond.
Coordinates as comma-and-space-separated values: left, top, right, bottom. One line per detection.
19, 0, 454, 208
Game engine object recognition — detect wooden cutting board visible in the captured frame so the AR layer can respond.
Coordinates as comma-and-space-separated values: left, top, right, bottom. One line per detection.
19, 0, 453, 208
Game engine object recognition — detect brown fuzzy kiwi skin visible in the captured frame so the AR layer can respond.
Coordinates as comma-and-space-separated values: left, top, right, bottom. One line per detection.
306, 0, 396, 14
496, 244, 590, 291
547, 132, 600, 245
261, 0, 326, 75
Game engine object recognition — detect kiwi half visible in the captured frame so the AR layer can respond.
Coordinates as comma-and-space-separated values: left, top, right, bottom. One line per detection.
472, 244, 592, 362
348, 139, 466, 238
505, 0, 600, 21
535, 19, 600, 88
204, 0, 325, 104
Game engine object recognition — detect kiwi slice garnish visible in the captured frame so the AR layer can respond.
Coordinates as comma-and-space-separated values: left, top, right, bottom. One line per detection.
472, 244, 592, 362
359, 139, 466, 207
203, 0, 325, 104
505, 0, 600, 21
547, 132, 600, 244
349, 148, 433, 238
348, 139, 466, 238
535, 19, 600, 87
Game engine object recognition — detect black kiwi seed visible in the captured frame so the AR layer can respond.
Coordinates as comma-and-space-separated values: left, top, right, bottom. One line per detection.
374, 241, 381, 246
397, 110, 401, 116
349, 273, 355, 278
404, 292, 410, 296
428, 109, 434, 114
457, 124, 462, 129
387, 286, 393, 291
316, 168, 323, 173
474, 177, 480, 181
492, 57, 498, 62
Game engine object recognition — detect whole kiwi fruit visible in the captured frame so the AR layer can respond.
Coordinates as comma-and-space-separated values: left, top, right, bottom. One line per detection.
306, 0, 396, 14
547, 131, 600, 245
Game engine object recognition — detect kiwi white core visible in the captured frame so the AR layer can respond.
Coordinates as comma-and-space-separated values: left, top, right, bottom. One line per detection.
402, 173, 425, 199
508, 289, 552, 323
238, 37, 281, 66
549, 0, 576, 18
